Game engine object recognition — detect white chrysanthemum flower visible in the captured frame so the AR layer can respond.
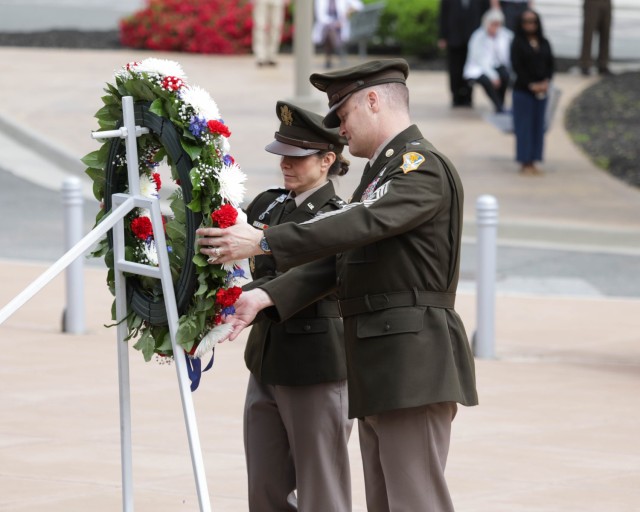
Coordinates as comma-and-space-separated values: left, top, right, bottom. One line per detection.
216, 136, 231, 154
136, 58, 186, 79
215, 164, 247, 207
142, 240, 159, 266
139, 174, 159, 199
193, 324, 234, 359
236, 208, 247, 224
181, 85, 220, 121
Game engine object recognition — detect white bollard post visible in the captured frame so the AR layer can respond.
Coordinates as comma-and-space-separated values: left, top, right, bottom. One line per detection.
475, 195, 498, 359
62, 177, 85, 334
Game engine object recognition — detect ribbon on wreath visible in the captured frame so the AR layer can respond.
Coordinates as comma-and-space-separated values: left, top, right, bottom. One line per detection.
185, 350, 215, 392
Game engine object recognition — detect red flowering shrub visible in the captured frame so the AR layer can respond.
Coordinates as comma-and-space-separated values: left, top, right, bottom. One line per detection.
210, 203, 238, 228
120, 0, 254, 54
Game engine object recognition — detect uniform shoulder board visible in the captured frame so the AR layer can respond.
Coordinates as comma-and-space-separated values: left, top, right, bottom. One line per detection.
406, 139, 427, 151
329, 196, 347, 207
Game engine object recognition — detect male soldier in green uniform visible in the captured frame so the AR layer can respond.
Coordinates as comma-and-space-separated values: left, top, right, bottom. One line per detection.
198, 59, 479, 511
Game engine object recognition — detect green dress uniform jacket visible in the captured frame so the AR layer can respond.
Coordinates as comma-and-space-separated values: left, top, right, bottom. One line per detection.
260, 125, 479, 418
244, 181, 347, 386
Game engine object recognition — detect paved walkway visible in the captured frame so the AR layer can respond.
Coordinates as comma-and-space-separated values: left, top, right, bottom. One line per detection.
0, 48, 639, 511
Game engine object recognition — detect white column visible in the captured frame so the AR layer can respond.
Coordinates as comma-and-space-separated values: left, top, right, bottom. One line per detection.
292, 0, 319, 109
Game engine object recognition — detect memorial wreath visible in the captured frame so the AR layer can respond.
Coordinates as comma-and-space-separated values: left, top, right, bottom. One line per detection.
82, 58, 248, 373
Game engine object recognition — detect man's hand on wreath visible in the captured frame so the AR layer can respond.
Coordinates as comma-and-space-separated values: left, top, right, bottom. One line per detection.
197, 222, 263, 263
223, 288, 274, 341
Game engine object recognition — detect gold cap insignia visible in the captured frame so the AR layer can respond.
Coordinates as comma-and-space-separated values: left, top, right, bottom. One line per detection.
401, 152, 425, 173
280, 105, 294, 126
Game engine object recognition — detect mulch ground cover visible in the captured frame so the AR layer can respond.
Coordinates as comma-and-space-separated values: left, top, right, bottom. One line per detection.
1, 30, 637, 189
565, 71, 640, 189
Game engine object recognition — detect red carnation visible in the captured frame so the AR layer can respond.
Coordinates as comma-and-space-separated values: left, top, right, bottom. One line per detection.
216, 286, 242, 308
211, 204, 238, 228
161, 76, 185, 91
152, 172, 162, 191
207, 119, 231, 138
131, 216, 154, 240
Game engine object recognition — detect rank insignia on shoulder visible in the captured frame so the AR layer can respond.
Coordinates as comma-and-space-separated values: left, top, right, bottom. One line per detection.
401, 152, 425, 173
252, 220, 268, 230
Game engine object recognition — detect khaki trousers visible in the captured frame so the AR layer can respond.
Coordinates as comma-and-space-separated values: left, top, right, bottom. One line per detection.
252, 0, 285, 63
580, 0, 612, 71
358, 402, 458, 512
244, 374, 353, 512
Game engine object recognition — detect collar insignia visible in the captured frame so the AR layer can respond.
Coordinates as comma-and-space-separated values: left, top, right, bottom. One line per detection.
401, 152, 425, 173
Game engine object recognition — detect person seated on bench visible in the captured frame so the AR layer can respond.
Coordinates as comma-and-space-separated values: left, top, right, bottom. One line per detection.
463, 8, 513, 112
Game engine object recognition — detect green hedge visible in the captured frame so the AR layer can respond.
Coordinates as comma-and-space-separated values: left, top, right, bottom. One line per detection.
362, 0, 440, 57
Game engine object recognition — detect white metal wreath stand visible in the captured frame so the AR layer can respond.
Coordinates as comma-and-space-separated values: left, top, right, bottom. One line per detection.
0, 96, 212, 512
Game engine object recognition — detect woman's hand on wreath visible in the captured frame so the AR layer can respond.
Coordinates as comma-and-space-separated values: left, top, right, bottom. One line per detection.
223, 288, 274, 341
197, 223, 263, 263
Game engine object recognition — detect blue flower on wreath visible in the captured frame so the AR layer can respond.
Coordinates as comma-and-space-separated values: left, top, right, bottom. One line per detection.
226, 267, 246, 286
223, 154, 235, 166
189, 115, 208, 138
222, 306, 236, 316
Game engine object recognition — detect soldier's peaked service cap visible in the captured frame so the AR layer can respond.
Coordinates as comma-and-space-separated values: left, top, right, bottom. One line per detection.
310, 58, 410, 128
265, 100, 346, 157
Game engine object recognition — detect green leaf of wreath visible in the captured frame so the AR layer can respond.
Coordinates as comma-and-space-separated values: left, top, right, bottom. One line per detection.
149, 98, 166, 118
193, 253, 209, 268
133, 329, 156, 362
123, 79, 156, 101
81, 144, 110, 169
177, 317, 200, 346
181, 140, 202, 161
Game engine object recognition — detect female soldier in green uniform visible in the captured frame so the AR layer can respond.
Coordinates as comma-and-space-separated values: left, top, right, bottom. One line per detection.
242, 100, 353, 512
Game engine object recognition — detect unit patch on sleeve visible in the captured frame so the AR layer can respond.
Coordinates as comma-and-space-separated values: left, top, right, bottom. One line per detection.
401, 152, 425, 173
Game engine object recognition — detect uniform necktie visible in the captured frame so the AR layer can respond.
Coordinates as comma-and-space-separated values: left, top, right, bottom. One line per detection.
279, 198, 297, 221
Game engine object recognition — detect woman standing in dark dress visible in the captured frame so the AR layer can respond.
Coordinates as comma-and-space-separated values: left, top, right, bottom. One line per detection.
510, 9, 554, 175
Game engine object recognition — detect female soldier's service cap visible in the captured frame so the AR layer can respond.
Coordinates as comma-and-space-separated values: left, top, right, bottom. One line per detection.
265, 101, 347, 157
309, 58, 410, 128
